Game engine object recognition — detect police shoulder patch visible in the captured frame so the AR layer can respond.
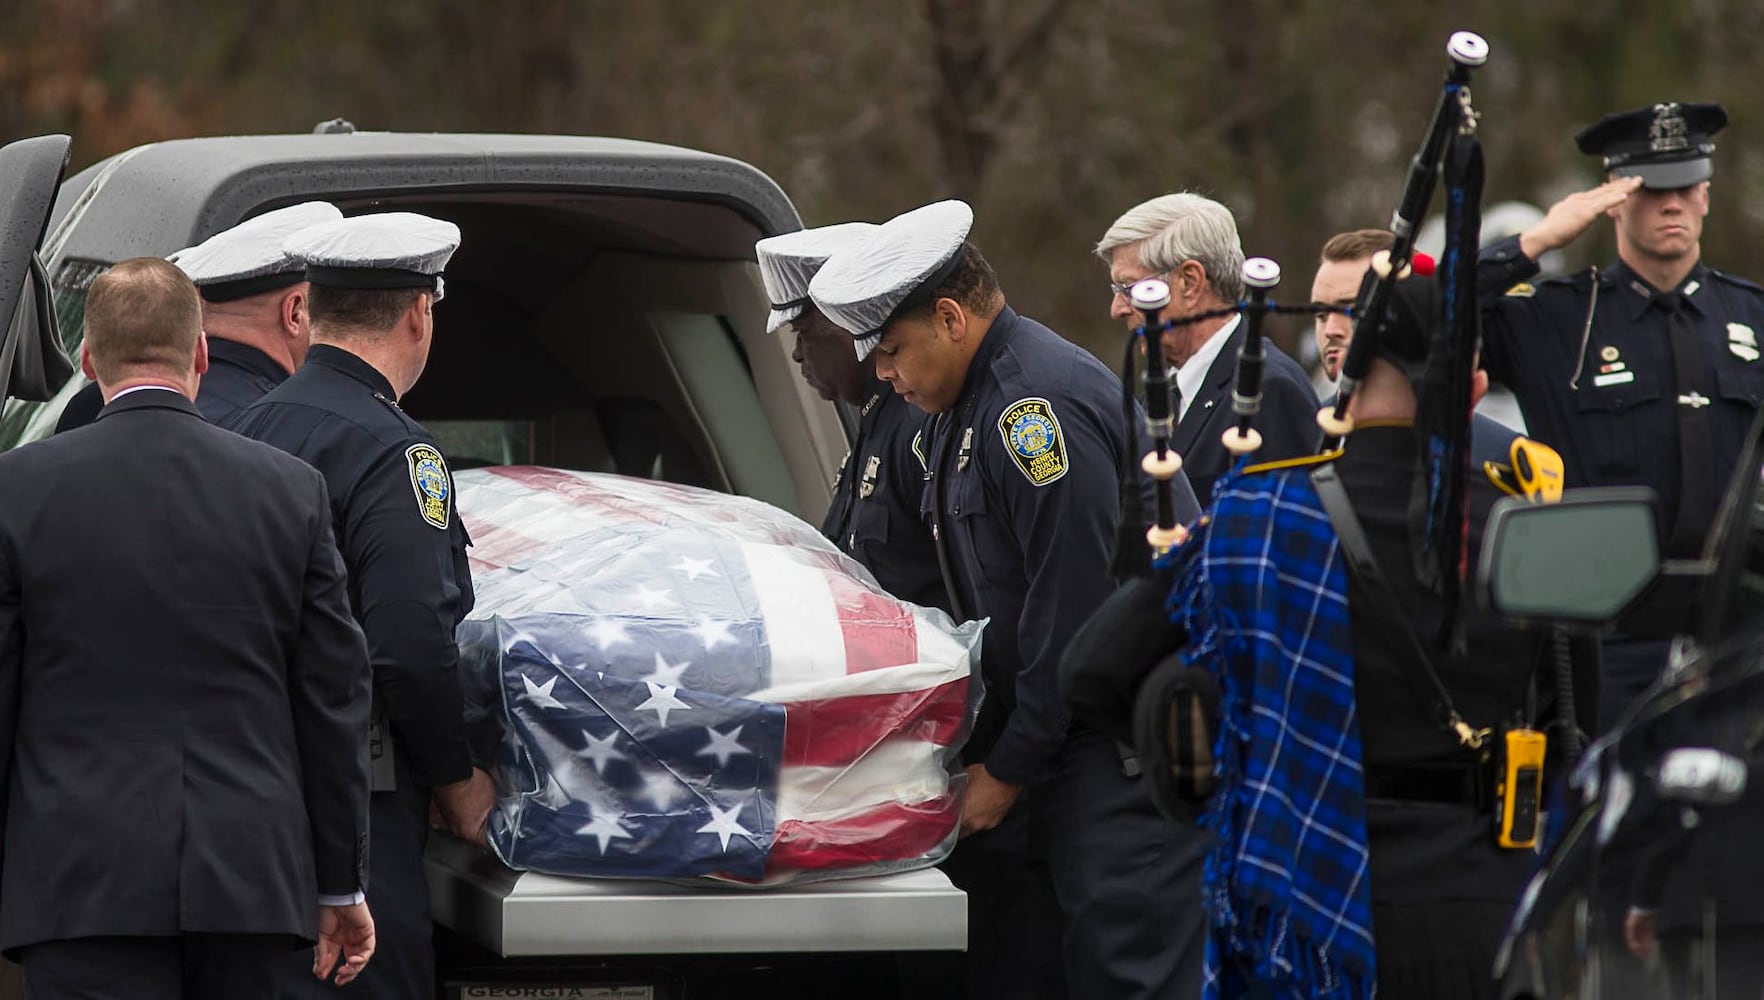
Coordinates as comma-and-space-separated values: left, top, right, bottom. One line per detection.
406, 442, 451, 530
997, 396, 1067, 486
1504, 281, 1536, 298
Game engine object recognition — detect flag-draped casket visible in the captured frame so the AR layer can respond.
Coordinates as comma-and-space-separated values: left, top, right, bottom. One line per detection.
455, 466, 983, 884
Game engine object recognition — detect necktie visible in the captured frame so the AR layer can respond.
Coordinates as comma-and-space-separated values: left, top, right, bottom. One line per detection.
1660, 291, 1717, 557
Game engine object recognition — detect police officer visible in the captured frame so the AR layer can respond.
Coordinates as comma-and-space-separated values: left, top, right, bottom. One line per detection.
812, 200, 1202, 1000
755, 223, 947, 611
1477, 101, 1764, 729
55, 201, 343, 432
225, 212, 493, 1000
1068, 275, 1594, 1000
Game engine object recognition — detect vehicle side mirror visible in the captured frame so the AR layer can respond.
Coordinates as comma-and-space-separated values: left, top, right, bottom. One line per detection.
1478, 489, 1661, 626
1656, 748, 1747, 806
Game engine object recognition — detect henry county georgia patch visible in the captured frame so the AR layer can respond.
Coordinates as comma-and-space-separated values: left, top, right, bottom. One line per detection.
406, 443, 451, 530
998, 396, 1068, 486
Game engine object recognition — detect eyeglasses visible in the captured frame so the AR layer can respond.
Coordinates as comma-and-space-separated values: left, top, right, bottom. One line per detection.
1109, 271, 1172, 300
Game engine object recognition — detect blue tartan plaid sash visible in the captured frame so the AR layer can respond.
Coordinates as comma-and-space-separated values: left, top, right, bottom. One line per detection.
1161, 464, 1376, 1000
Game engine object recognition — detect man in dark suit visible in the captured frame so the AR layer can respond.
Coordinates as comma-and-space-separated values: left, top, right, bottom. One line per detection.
55, 202, 344, 433
226, 213, 491, 1000
0, 258, 376, 998
1098, 192, 1320, 504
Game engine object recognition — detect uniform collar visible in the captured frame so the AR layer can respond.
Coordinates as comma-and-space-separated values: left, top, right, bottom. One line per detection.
208, 338, 291, 384
954, 304, 1019, 407
1603, 257, 1712, 322
303, 343, 399, 399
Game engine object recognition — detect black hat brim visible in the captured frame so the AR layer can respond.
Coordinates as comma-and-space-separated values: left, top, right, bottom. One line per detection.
1613, 156, 1712, 190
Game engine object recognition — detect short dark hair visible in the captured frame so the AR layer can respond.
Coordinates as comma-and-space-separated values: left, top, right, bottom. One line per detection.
308, 285, 424, 335
1320, 229, 1394, 263
904, 241, 1003, 322
83, 257, 202, 384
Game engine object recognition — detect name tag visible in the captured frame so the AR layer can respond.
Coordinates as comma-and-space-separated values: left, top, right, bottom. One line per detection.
1593, 371, 1637, 388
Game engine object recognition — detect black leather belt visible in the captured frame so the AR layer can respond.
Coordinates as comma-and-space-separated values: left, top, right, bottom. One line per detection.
1364, 762, 1489, 808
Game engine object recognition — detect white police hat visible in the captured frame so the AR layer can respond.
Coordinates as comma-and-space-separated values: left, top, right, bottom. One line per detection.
755, 222, 878, 335
810, 200, 974, 360
285, 212, 461, 293
167, 201, 342, 302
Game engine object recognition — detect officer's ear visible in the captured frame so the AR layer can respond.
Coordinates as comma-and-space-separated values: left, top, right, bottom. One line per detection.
932, 296, 968, 343
282, 285, 309, 340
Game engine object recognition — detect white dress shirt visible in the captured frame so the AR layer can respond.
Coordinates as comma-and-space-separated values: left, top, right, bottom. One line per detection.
1174, 313, 1240, 422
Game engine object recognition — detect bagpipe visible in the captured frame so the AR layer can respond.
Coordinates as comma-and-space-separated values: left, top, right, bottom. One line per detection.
1073, 30, 1500, 817
1109, 257, 1294, 578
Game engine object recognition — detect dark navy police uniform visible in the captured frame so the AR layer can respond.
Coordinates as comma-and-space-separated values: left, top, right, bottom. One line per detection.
225, 344, 475, 1000
54, 338, 290, 433
926, 305, 1204, 1000
819, 375, 946, 612
1480, 235, 1764, 725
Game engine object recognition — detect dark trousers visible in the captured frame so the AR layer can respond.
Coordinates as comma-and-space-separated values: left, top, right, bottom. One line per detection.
923, 800, 1067, 999
21, 934, 298, 1000
1598, 637, 1672, 734
284, 780, 432, 1000
1038, 725, 1208, 1000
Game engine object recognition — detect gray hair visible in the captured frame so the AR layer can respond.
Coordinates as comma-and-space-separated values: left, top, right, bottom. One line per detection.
1095, 192, 1245, 303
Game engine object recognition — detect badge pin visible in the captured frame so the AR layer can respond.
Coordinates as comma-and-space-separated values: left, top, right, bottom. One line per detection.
1679, 392, 1712, 409
859, 455, 881, 498
1600, 346, 1620, 362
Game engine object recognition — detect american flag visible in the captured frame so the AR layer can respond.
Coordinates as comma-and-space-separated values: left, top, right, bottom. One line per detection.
455, 467, 982, 883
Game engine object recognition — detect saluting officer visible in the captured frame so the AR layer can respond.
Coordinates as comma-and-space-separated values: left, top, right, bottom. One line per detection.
225, 213, 493, 1000
55, 201, 344, 432
1478, 101, 1764, 728
756, 223, 948, 612
812, 200, 1201, 1000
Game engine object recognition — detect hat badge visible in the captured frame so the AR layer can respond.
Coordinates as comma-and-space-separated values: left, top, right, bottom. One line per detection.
1650, 102, 1689, 153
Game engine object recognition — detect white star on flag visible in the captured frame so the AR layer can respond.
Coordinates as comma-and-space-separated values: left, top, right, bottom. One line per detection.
637, 767, 688, 811
692, 619, 736, 652
696, 725, 750, 767
636, 681, 691, 727
521, 674, 569, 712
632, 585, 675, 611
642, 653, 691, 688
588, 619, 632, 651
578, 730, 625, 774
575, 810, 632, 855
696, 802, 754, 851
674, 556, 718, 582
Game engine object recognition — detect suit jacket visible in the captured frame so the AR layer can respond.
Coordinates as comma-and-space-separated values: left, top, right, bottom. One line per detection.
1174, 326, 1321, 504
0, 389, 371, 953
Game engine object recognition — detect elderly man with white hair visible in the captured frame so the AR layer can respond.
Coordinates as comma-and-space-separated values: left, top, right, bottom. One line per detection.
1098, 192, 1319, 503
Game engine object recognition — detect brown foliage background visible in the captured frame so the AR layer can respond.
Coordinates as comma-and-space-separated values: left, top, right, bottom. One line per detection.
4, 0, 1762, 360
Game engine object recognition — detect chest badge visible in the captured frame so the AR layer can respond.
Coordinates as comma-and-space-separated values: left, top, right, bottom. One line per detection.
1600, 346, 1620, 363
406, 443, 451, 530
998, 396, 1067, 487
1729, 323, 1760, 362
859, 455, 881, 499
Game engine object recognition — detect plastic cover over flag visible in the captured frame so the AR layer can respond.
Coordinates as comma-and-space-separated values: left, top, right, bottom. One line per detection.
455, 467, 983, 884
